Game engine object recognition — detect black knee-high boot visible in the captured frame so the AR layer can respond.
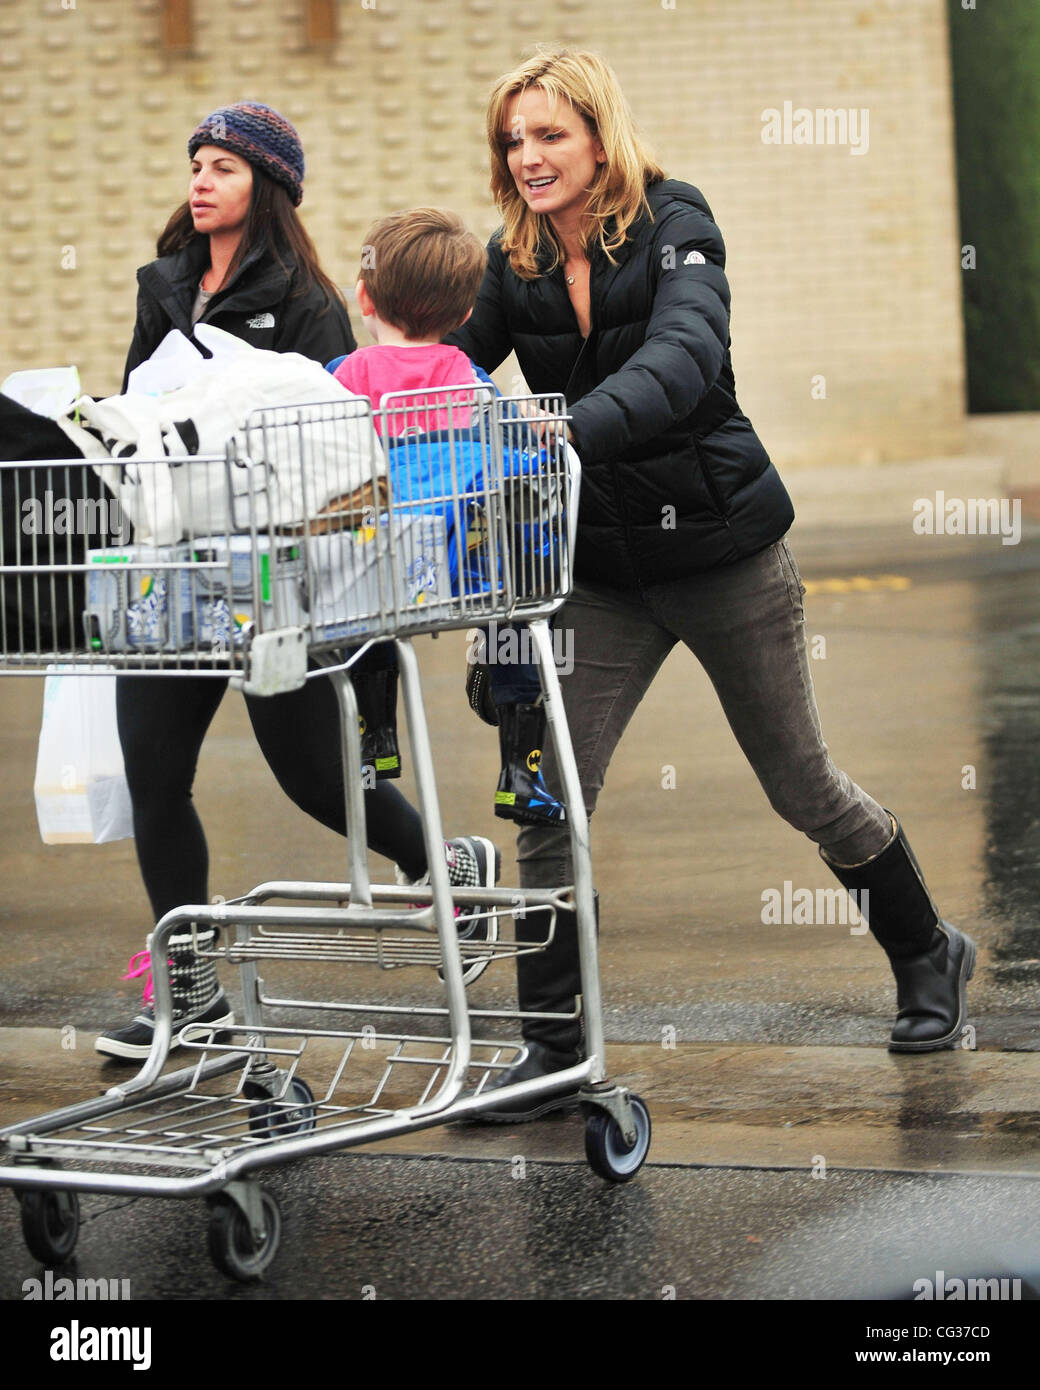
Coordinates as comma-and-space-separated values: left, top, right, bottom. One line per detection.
821, 816, 976, 1052
474, 896, 592, 1122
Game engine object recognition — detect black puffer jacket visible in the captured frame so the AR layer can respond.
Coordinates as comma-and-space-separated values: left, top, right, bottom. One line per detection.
448, 179, 794, 588
122, 235, 356, 388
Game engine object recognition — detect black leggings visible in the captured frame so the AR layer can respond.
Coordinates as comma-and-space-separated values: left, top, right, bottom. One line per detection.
116, 671, 428, 921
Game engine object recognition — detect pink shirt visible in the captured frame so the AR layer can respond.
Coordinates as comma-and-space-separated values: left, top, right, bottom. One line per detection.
333, 343, 481, 436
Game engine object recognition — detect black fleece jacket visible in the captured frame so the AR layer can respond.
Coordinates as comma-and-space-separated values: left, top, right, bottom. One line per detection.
122, 235, 356, 389
447, 179, 794, 588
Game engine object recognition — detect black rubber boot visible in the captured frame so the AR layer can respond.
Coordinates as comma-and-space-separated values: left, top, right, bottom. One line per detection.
473, 898, 591, 1123
493, 701, 567, 827
820, 817, 977, 1052
352, 665, 401, 780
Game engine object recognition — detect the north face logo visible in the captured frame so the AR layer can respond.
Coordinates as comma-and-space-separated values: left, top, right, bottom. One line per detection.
246, 312, 275, 328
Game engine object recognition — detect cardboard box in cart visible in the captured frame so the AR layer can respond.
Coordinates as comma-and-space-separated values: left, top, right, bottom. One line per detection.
190, 516, 452, 646
190, 535, 305, 649
85, 545, 194, 653
86, 538, 304, 653
304, 512, 451, 642
84, 514, 451, 653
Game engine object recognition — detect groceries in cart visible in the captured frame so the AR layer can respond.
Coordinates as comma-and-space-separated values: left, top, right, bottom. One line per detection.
37, 321, 440, 654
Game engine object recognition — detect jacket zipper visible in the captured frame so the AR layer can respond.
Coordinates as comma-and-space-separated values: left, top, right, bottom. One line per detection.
562, 262, 593, 401
564, 250, 643, 585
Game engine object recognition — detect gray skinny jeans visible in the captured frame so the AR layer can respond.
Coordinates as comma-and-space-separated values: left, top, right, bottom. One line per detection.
517, 538, 893, 888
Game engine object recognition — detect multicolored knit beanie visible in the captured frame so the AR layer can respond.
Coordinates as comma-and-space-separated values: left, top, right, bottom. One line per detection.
187, 102, 305, 206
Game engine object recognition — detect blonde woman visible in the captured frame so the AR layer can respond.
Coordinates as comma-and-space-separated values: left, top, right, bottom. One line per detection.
449, 49, 975, 1121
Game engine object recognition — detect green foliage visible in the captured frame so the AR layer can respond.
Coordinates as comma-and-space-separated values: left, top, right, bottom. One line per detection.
948, 0, 1040, 411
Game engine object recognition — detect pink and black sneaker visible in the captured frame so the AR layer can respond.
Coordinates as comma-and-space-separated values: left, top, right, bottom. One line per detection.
398, 837, 500, 985
94, 927, 234, 1062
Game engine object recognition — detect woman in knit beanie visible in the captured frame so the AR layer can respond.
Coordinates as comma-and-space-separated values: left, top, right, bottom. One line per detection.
98, 104, 499, 1063
189, 100, 307, 206
122, 100, 353, 380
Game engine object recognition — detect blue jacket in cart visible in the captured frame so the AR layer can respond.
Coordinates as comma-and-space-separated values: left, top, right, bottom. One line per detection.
385, 426, 562, 603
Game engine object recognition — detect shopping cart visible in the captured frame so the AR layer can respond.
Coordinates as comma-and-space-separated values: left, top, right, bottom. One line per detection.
0, 386, 651, 1280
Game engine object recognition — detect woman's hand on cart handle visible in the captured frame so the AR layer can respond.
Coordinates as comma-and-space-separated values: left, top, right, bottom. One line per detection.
515, 398, 573, 449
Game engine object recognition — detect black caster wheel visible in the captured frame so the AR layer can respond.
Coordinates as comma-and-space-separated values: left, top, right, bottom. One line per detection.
584, 1095, 652, 1183
207, 1188, 282, 1281
20, 1189, 81, 1264
246, 1076, 316, 1138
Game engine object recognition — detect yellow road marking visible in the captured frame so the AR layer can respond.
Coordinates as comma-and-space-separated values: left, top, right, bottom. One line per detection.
803, 574, 912, 595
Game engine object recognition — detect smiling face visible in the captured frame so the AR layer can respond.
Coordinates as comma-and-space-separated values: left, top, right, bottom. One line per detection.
188, 145, 253, 237
501, 86, 606, 229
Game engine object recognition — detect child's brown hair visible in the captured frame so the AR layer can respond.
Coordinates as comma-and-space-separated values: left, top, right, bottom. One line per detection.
359, 207, 487, 340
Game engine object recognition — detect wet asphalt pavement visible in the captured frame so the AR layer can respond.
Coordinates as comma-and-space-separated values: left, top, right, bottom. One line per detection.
1, 1154, 1040, 1302
1, 505, 1038, 1307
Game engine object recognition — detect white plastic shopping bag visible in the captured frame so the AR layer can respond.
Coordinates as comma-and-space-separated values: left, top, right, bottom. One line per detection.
123, 325, 253, 397
55, 324, 381, 543
125, 328, 207, 398
0, 365, 81, 420
33, 664, 134, 844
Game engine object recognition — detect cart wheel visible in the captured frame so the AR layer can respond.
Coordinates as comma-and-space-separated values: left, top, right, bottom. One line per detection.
207, 1189, 282, 1281
20, 1189, 80, 1264
584, 1095, 652, 1184
247, 1077, 316, 1138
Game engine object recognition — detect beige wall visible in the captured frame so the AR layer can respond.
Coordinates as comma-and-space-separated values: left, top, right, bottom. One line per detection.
1, 0, 965, 467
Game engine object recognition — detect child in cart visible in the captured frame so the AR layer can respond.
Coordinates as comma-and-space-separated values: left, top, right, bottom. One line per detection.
330, 207, 568, 830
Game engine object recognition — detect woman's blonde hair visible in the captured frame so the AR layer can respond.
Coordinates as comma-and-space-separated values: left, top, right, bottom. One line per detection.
485, 48, 665, 280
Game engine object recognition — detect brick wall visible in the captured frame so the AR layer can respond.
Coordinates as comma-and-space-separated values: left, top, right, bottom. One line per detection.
0, 0, 965, 467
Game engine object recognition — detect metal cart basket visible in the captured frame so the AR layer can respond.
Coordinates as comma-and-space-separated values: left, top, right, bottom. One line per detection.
0, 386, 651, 1280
